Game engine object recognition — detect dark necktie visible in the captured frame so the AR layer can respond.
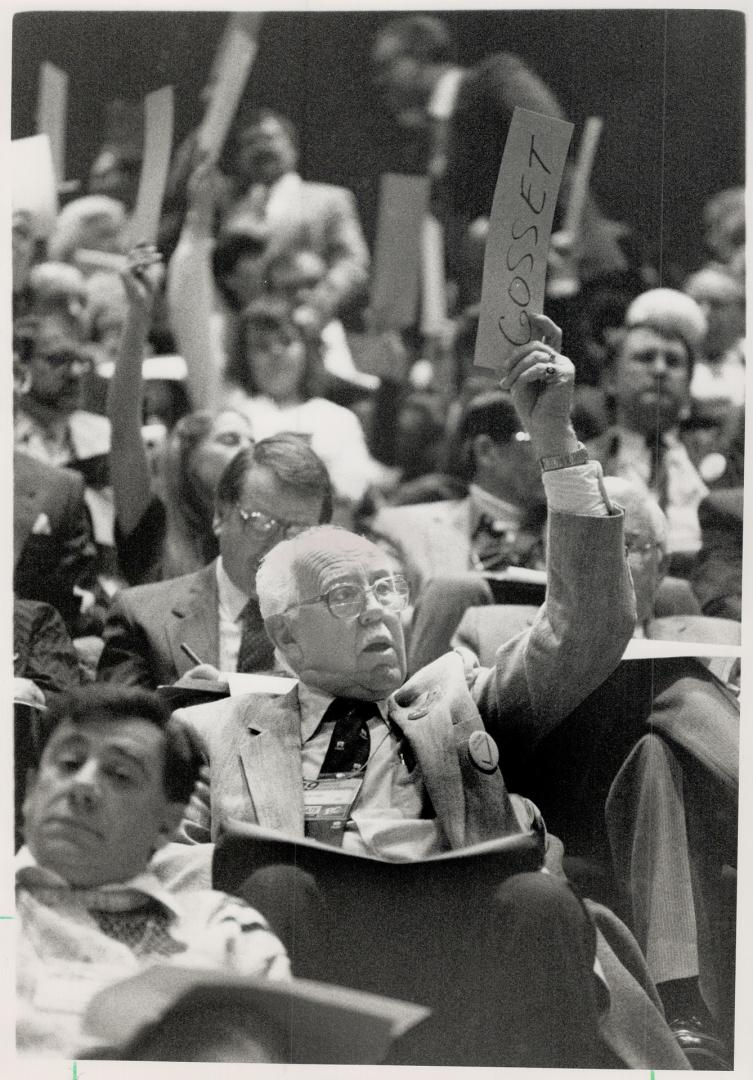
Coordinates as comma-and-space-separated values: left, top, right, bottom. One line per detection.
237, 598, 276, 674
90, 899, 186, 958
648, 437, 669, 511
304, 698, 377, 846
318, 697, 377, 776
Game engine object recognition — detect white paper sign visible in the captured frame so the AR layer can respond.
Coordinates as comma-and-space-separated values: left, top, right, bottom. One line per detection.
11, 134, 59, 237
36, 61, 68, 183
370, 173, 429, 332
420, 213, 448, 336
126, 85, 175, 246
474, 108, 573, 373
197, 25, 258, 165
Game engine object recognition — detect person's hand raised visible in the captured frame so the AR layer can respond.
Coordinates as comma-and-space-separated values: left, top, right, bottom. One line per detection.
499, 312, 578, 458
120, 243, 165, 320
186, 155, 225, 218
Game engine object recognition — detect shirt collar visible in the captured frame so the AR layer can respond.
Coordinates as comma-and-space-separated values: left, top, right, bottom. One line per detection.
427, 66, 464, 120
216, 555, 252, 622
15, 846, 182, 919
297, 682, 388, 744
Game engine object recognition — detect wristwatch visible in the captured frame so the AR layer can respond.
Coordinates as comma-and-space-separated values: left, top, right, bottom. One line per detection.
539, 443, 590, 472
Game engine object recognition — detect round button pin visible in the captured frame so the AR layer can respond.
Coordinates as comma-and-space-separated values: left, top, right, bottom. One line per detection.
468, 730, 499, 773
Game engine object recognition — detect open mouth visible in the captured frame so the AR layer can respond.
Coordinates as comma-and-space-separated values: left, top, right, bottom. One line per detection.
362, 640, 395, 655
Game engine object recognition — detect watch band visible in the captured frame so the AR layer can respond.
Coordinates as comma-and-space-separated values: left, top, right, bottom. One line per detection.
539, 443, 590, 472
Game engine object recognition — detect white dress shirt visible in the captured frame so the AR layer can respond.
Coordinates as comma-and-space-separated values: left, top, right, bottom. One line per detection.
297, 683, 446, 861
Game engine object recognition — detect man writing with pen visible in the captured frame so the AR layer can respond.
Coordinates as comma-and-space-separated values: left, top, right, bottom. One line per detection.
96, 433, 333, 689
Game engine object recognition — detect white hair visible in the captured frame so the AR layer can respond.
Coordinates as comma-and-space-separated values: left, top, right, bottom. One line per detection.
48, 195, 126, 263
256, 525, 383, 620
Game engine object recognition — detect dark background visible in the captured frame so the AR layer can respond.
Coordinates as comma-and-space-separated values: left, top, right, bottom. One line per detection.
12, 8, 745, 275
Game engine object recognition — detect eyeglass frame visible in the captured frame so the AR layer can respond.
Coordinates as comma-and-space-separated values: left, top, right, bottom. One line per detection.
283, 574, 411, 621
235, 504, 314, 540
34, 348, 93, 373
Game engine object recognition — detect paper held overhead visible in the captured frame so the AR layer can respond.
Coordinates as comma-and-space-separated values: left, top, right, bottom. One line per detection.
11, 134, 59, 238
126, 85, 175, 247
36, 61, 68, 184
197, 23, 260, 165
474, 107, 573, 375
370, 173, 429, 332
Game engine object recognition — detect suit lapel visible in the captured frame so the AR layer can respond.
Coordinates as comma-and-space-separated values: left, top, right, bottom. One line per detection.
238, 689, 305, 834
389, 692, 466, 848
13, 457, 47, 567
165, 564, 221, 676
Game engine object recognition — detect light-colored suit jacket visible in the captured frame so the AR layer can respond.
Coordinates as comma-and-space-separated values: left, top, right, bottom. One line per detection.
175, 510, 633, 847
223, 176, 370, 322
97, 562, 220, 689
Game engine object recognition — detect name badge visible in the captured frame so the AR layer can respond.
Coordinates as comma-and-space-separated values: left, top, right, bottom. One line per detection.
304, 774, 364, 845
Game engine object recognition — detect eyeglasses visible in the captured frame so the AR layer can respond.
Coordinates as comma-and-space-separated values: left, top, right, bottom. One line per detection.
288, 574, 410, 621
236, 505, 312, 540
37, 350, 92, 372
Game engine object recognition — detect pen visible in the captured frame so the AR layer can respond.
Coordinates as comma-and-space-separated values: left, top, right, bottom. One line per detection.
180, 642, 204, 666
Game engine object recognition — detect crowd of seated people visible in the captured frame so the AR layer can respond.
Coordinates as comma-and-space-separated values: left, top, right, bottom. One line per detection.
12, 11, 744, 1070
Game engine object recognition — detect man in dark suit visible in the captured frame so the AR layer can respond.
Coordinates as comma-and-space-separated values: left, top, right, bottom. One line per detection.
168, 319, 688, 1068
371, 14, 626, 303
97, 435, 332, 689
14, 451, 98, 636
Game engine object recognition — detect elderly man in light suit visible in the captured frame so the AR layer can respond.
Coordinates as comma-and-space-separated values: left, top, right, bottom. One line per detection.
168, 316, 688, 1069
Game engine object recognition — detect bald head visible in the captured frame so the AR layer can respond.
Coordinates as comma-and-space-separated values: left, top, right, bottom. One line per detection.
257, 527, 385, 618
256, 526, 408, 699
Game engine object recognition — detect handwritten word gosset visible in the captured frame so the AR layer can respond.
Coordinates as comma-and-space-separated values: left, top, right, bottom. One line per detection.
474, 108, 572, 375
498, 134, 553, 348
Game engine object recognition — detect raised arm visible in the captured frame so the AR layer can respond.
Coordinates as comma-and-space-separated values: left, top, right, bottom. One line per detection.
166, 159, 227, 414
108, 246, 164, 539
473, 314, 634, 748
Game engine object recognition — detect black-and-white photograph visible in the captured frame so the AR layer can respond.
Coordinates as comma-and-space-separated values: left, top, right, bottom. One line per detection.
8, 5, 746, 1073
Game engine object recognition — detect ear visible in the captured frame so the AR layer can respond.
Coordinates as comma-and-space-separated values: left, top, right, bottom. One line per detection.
155, 801, 186, 849
265, 613, 303, 669
472, 433, 495, 466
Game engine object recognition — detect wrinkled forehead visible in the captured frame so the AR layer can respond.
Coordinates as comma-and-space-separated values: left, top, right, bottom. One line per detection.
293, 536, 389, 599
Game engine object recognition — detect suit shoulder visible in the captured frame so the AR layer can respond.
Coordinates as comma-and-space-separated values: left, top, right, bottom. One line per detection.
375, 499, 465, 528
174, 693, 271, 739
14, 451, 85, 495
111, 567, 210, 609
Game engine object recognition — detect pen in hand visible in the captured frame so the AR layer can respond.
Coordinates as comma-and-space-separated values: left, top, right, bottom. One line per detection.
180, 642, 204, 667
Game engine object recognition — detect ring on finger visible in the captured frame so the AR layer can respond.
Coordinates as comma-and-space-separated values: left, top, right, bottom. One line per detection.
545, 364, 556, 376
